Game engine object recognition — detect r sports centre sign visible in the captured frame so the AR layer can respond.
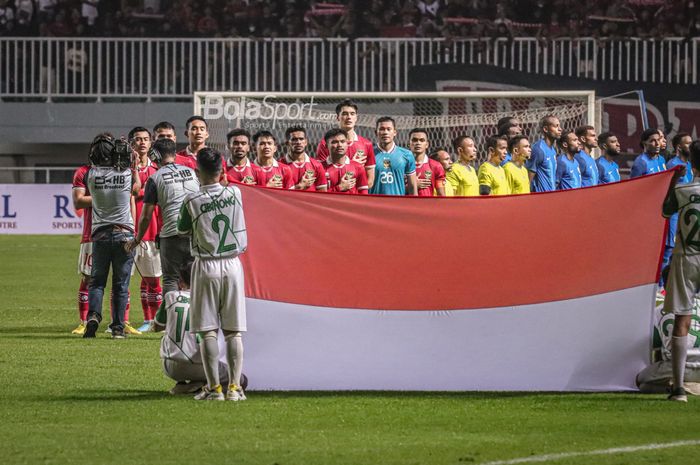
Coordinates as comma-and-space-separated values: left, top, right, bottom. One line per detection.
0, 184, 83, 234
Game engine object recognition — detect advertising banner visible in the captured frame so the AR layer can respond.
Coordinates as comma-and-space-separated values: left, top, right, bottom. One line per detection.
0, 184, 83, 235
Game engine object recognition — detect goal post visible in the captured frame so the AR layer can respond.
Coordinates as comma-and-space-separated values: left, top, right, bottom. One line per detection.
194, 91, 597, 164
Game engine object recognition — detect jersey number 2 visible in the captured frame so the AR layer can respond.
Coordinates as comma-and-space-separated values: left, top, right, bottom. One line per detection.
212, 214, 237, 254
684, 208, 700, 248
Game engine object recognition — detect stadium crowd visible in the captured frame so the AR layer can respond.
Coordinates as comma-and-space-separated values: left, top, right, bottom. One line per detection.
1, 0, 698, 39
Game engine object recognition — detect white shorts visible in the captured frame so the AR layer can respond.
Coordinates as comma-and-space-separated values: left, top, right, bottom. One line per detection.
664, 254, 700, 316
134, 240, 162, 278
77, 242, 92, 276
162, 359, 229, 384
190, 256, 246, 333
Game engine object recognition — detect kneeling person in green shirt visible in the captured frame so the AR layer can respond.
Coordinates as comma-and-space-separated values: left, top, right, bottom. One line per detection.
153, 261, 248, 396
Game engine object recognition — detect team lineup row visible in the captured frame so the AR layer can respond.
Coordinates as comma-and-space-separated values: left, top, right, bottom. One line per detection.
68, 98, 694, 401
120, 99, 691, 200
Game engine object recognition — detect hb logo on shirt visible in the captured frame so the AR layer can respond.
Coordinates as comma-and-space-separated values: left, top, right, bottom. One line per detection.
95, 175, 126, 186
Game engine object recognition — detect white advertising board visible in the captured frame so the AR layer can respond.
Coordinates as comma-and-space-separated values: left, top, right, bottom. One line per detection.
0, 184, 84, 234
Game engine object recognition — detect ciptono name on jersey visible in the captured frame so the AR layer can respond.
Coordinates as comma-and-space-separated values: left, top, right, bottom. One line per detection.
200, 195, 236, 214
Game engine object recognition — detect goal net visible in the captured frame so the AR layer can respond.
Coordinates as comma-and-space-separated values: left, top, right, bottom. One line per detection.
194, 91, 596, 165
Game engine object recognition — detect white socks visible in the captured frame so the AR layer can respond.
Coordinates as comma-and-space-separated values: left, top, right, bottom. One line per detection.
200, 330, 220, 390
672, 335, 688, 389
225, 332, 243, 389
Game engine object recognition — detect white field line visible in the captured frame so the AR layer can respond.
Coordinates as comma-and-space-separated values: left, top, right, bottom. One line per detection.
480, 440, 700, 465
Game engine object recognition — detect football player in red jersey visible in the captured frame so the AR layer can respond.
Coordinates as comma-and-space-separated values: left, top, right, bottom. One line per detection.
430, 147, 455, 196
323, 128, 369, 194
175, 116, 208, 169
129, 126, 162, 333
282, 126, 327, 191
225, 128, 261, 185
153, 121, 177, 143
430, 147, 453, 173
409, 128, 446, 196
315, 99, 376, 188
71, 158, 96, 335
174, 116, 226, 182
253, 130, 294, 189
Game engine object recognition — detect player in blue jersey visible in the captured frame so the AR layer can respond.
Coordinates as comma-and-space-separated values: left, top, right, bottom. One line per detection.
574, 125, 599, 187
661, 132, 694, 287
667, 132, 694, 183
658, 129, 673, 163
497, 120, 521, 166
630, 128, 667, 178
526, 115, 561, 192
596, 132, 621, 184
497, 116, 522, 137
370, 116, 417, 196
556, 131, 582, 190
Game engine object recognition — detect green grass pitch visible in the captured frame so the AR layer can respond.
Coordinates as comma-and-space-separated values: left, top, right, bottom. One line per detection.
1, 235, 700, 465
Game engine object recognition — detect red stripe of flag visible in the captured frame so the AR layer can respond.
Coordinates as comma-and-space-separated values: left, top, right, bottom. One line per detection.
240, 171, 673, 310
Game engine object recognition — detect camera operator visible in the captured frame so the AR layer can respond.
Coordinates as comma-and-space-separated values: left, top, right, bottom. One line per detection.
127, 138, 200, 296
83, 134, 142, 339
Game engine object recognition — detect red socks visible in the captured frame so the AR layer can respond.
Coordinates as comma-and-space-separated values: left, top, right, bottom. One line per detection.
140, 279, 149, 320
141, 277, 162, 321
78, 278, 89, 321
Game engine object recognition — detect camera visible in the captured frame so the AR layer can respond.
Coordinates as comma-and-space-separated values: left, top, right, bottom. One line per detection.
89, 135, 133, 170
147, 146, 163, 165
112, 139, 132, 171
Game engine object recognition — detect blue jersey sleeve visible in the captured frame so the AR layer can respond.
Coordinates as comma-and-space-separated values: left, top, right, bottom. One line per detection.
667, 157, 679, 169
404, 152, 416, 175
555, 156, 565, 189
666, 213, 679, 247
666, 158, 692, 184
596, 159, 605, 183
526, 144, 542, 173
597, 158, 615, 184
630, 156, 647, 179
684, 161, 693, 183
574, 153, 585, 175
575, 152, 595, 186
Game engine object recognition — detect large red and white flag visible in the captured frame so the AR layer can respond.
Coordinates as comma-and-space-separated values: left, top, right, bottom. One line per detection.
239, 171, 674, 391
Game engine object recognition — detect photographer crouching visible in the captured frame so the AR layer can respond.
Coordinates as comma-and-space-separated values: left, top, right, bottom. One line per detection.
83, 134, 141, 339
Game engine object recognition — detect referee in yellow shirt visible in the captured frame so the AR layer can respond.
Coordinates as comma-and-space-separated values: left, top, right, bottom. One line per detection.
503, 135, 532, 194
446, 136, 480, 196
478, 136, 511, 195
